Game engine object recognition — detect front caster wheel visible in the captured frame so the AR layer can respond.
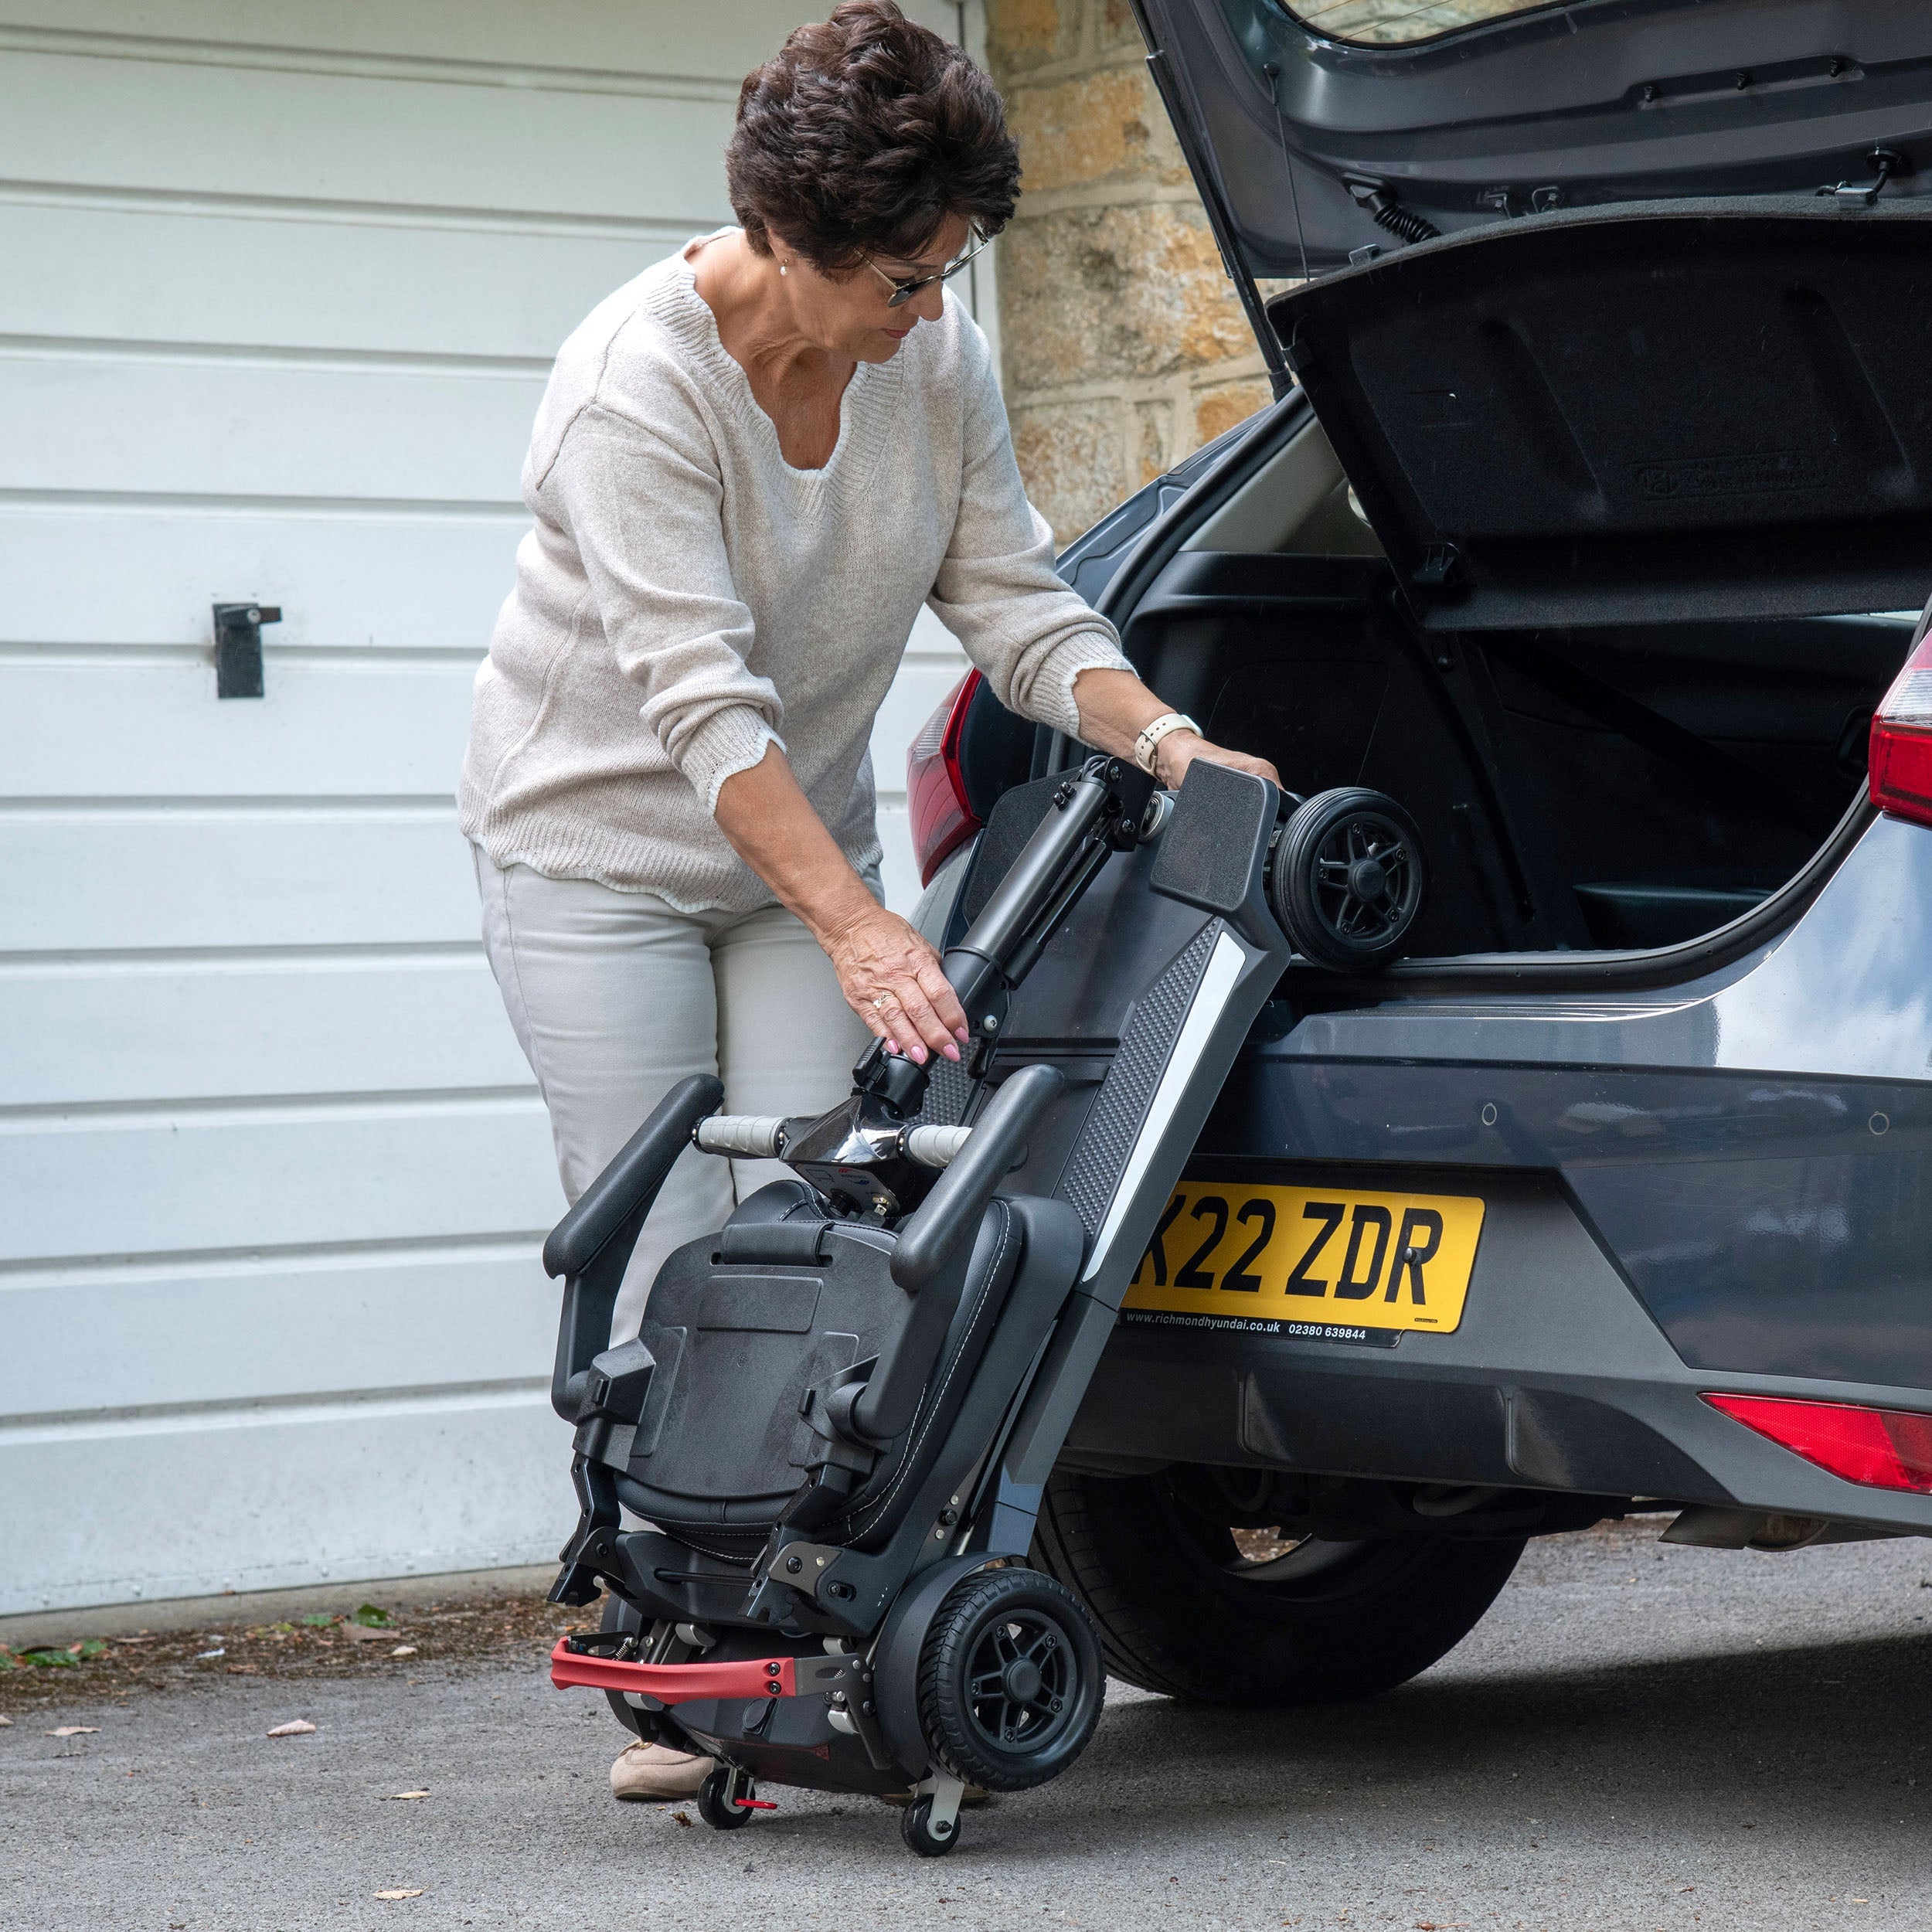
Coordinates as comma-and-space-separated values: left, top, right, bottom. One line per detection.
696, 1767, 757, 1832
900, 1794, 960, 1857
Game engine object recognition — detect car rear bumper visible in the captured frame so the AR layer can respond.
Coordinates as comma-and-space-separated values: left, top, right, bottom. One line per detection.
1067, 1165, 1932, 1536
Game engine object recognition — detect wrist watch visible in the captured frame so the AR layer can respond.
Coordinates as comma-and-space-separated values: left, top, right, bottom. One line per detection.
1134, 711, 1202, 777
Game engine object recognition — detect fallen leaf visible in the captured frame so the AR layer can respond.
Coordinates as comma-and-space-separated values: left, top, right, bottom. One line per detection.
0, 1714, 12, 1726
389, 1645, 418, 1658
226, 1664, 260, 1676
383, 1791, 430, 1801
374, 1889, 424, 1901
672, 1810, 694, 1827
266, 1719, 317, 1737
352, 1604, 395, 1628
46, 1726, 100, 1737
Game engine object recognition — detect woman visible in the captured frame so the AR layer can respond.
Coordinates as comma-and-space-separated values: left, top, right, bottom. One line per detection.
459, 1, 1276, 1801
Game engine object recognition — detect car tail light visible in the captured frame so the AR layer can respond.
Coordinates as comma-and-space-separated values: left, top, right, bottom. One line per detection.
1869, 628, 1932, 827
907, 669, 983, 886
1703, 1393, 1932, 1494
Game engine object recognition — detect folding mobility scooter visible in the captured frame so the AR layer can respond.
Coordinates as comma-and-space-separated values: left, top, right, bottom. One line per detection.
539, 754, 1426, 1854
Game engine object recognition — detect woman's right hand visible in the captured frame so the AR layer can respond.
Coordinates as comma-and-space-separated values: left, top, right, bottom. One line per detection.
821, 901, 971, 1066
712, 743, 970, 1063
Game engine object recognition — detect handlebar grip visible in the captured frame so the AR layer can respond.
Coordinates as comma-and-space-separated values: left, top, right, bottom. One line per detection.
693, 1114, 789, 1159
904, 1123, 972, 1169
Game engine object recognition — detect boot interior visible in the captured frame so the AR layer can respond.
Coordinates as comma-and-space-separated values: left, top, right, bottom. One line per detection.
1114, 418, 1909, 961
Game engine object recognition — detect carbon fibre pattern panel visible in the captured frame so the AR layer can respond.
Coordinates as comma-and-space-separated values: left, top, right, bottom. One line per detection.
911, 1053, 975, 1131
1056, 923, 1218, 1236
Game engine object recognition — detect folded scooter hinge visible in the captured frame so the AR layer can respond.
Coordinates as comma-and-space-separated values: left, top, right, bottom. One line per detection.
550, 1451, 626, 1606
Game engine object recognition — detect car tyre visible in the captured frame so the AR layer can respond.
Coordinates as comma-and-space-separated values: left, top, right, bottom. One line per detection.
1032, 1468, 1524, 1706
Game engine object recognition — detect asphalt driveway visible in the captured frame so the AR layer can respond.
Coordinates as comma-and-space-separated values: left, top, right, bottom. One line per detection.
6, 1520, 1930, 1931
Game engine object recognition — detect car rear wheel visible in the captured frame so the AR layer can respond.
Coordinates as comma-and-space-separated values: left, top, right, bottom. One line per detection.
1031, 1467, 1524, 1706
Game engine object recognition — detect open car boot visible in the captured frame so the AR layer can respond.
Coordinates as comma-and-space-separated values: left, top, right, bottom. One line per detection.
536, 752, 1432, 1853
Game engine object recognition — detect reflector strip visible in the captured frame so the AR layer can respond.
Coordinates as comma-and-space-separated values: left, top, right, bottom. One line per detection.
1702, 1393, 1932, 1494
1083, 928, 1247, 1283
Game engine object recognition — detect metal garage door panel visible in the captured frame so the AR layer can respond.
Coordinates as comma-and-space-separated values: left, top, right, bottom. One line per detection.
0, 1247, 553, 1419
0, 351, 545, 501
2, 1394, 570, 1618
0, 509, 523, 649
0, 202, 678, 357
0, 49, 736, 223
0, 811, 480, 950
1, 658, 481, 797
2, 957, 528, 1107
5, 2, 858, 83
0, 1096, 559, 1264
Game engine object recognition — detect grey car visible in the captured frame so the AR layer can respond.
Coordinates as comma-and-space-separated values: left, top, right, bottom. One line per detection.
901, 0, 1932, 1703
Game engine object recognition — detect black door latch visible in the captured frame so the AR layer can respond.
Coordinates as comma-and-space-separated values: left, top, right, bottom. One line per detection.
213, 601, 281, 699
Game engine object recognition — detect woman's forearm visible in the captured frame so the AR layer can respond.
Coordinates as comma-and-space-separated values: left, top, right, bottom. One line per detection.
714, 743, 969, 1063
1070, 665, 1278, 790
1065, 665, 1170, 761
713, 741, 879, 947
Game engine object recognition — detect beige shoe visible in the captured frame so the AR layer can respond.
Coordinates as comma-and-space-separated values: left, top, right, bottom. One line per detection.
610, 1740, 713, 1801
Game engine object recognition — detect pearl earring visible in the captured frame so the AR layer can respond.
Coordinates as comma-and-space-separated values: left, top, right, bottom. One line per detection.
779, 263, 788, 277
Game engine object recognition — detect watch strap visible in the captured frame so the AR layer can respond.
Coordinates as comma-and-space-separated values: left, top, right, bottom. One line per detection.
1134, 711, 1202, 775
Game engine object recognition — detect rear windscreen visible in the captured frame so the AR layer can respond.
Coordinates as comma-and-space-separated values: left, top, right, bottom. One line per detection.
1285, 0, 1556, 46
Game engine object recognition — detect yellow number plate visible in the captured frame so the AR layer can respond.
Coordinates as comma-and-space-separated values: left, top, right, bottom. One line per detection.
1122, 1182, 1486, 1335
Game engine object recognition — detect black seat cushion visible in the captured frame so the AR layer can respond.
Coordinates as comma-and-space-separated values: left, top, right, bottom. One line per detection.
617, 1202, 1023, 1563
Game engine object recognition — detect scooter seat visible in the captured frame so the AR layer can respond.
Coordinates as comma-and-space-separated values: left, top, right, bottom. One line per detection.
615, 1188, 1026, 1563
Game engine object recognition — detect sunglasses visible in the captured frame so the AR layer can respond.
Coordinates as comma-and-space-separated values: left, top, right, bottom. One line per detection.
866, 233, 991, 308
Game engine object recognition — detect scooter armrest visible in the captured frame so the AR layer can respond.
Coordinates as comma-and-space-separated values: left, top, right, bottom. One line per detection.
543, 1074, 722, 1280
546, 1073, 722, 1423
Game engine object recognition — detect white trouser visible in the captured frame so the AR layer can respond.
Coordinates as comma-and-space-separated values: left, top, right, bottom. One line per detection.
474, 847, 873, 1342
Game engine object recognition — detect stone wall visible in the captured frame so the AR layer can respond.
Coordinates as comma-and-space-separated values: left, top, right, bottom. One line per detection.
982, 0, 1276, 543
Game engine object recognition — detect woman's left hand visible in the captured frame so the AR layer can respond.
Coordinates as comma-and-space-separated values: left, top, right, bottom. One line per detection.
1068, 667, 1281, 793
1151, 731, 1279, 791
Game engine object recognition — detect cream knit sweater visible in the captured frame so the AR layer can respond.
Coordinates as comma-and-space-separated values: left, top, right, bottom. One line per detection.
458, 240, 1133, 912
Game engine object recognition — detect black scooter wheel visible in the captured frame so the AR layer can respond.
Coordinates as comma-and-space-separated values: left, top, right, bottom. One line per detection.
1267, 787, 1425, 972
917, 1567, 1103, 1792
900, 1794, 961, 1858
696, 1767, 757, 1832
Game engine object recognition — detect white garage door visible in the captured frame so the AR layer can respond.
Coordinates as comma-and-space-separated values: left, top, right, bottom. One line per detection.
0, 1, 987, 1617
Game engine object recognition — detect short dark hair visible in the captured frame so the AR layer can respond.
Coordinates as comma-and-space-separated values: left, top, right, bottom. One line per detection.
727, 1, 1019, 273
